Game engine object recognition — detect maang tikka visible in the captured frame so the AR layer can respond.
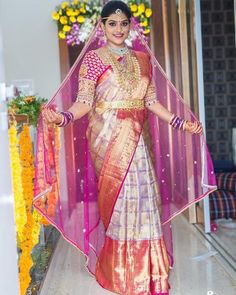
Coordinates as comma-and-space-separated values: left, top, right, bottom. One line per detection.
102, 8, 123, 21
115, 8, 122, 15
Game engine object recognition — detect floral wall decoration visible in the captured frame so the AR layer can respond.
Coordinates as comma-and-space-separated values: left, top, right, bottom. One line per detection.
9, 123, 27, 247
7, 95, 59, 294
51, 0, 152, 46
8, 123, 39, 294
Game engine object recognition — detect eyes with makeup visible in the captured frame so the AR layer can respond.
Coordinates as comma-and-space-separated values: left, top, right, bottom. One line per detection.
107, 20, 130, 28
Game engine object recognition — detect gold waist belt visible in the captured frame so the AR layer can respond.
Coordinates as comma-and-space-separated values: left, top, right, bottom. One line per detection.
95, 99, 145, 114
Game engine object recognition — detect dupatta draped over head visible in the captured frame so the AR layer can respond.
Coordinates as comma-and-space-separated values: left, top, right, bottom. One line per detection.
33, 19, 217, 279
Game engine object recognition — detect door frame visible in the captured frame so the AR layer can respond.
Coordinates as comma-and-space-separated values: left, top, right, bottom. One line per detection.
194, 0, 211, 233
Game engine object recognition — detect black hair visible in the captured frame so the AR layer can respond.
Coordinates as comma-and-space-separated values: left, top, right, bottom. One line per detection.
101, 1, 132, 24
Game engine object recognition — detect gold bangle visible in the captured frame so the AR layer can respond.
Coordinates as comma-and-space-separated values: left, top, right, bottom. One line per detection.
182, 120, 188, 131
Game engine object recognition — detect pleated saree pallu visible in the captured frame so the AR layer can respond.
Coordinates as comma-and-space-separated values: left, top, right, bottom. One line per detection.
33, 21, 217, 295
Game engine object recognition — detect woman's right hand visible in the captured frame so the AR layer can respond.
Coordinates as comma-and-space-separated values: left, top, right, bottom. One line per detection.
41, 105, 63, 125
184, 120, 203, 134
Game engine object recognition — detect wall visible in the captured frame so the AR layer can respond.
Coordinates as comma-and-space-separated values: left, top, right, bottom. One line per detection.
0, 27, 4, 83
0, 0, 61, 99
201, 0, 236, 161
0, 16, 20, 294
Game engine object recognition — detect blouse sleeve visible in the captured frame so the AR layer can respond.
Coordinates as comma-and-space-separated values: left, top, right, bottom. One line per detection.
144, 58, 159, 107
76, 50, 105, 107
144, 79, 159, 107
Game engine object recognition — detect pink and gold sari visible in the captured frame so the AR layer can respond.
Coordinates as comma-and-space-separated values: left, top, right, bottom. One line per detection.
33, 21, 217, 295
85, 49, 170, 294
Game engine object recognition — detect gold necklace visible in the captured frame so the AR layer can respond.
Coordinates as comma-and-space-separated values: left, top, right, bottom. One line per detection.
105, 47, 141, 96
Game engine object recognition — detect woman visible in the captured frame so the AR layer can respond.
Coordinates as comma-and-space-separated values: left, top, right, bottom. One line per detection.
38, 1, 216, 294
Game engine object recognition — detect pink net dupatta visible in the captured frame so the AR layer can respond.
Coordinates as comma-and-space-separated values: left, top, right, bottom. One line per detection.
33, 20, 217, 276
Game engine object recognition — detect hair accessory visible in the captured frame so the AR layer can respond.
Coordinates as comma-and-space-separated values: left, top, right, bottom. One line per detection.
115, 8, 122, 15
56, 111, 74, 127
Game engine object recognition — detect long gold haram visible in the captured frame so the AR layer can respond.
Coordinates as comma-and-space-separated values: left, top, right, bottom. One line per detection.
105, 48, 141, 96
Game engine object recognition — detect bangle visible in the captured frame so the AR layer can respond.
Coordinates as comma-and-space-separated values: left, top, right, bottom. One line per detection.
169, 114, 186, 131
169, 113, 175, 124
182, 120, 188, 131
56, 111, 74, 127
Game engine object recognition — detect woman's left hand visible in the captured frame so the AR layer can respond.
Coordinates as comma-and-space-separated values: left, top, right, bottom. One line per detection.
184, 120, 203, 134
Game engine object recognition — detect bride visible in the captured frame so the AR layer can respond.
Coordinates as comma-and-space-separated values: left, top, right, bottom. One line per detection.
38, 1, 215, 294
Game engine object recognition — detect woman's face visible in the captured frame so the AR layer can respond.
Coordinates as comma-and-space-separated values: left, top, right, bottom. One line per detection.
102, 12, 130, 48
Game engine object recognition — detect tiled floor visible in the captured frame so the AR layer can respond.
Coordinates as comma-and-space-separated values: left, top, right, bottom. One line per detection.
39, 214, 236, 295
195, 218, 236, 279
210, 219, 236, 262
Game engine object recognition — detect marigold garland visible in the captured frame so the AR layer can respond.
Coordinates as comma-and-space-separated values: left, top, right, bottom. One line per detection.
8, 123, 27, 244
8, 95, 53, 293
9, 124, 45, 295
17, 125, 35, 294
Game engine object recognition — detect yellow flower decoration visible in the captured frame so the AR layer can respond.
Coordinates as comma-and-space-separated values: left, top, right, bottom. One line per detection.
77, 15, 85, 23
61, 1, 69, 9
133, 11, 140, 17
24, 96, 34, 103
80, 7, 86, 14
60, 15, 68, 25
73, 9, 80, 16
9, 123, 35, 295
138, 3, 145, 14
19, 252, 33, 295
8, 123, 27, 243
32, 210, 42, 245
66, 8, 73, 16
63, 25, 71, 32
58, 31, 66, 39
130, 4, 138, 12
70, 16, 76, 23
51, 11, 60, 20
52, 0, 152, 44
145, 8, 152, 18
144, 28, 150, 34
140, 20, 148, 27
18, 125, 43, 295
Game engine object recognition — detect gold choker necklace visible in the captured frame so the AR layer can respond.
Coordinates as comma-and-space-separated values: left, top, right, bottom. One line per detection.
107, 45, 129, 56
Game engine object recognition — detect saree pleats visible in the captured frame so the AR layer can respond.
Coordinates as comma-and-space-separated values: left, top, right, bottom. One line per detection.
95, 134, 170, 294
95, 237, 170, 295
